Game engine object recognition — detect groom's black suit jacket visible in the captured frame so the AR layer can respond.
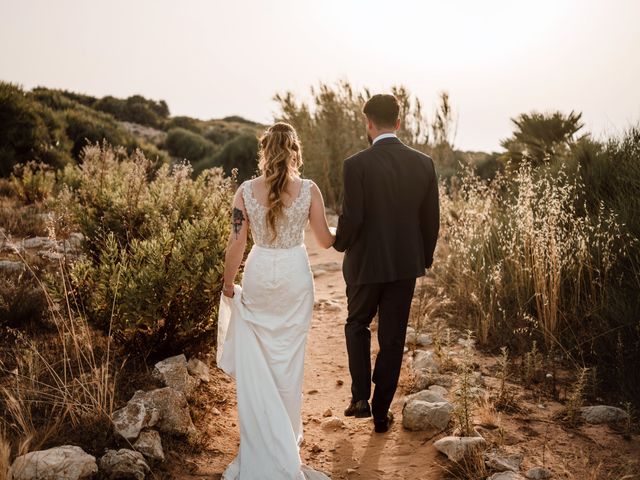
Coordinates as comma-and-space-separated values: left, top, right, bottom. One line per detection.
333, 136, 439, 286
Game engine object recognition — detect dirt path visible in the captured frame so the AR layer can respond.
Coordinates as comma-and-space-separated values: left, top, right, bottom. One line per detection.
299, 231, 441, 480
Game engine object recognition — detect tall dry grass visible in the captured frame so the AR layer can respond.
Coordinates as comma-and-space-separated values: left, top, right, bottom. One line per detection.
435, 156, 640, 400
0, 226, 119, 457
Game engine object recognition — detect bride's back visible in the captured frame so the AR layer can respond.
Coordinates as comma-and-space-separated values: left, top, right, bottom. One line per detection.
242, 176, 312, 249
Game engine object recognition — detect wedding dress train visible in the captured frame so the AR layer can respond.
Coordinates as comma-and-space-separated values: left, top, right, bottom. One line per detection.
217, 178, 330, 480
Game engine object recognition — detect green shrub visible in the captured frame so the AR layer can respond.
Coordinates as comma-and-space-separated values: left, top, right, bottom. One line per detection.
93, 94, 169, 128
0, 82, 60, 176
54, 144, 233, 360
63, 107, 130, 158
194, 133, 258, 182
164, 127, 216, 162
10, 161, 56, 203
165, 116, 203, 134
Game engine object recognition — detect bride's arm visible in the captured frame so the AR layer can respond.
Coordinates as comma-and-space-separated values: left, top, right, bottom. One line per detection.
309, 181, 335, 249
222, 186, 249, 297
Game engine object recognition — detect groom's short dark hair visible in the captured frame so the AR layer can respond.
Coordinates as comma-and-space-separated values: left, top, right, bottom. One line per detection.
363, 94, 400, 128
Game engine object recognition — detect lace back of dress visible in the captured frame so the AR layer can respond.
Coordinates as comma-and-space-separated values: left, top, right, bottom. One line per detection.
242, 179, 311, 249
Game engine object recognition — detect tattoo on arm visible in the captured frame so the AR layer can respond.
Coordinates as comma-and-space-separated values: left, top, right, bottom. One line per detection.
232, 207, 245, 239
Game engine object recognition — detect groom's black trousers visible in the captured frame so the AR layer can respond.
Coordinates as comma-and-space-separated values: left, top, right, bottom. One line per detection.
345, 277, 416, 420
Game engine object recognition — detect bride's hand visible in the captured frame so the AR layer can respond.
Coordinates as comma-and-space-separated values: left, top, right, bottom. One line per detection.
223, 284, 235, 298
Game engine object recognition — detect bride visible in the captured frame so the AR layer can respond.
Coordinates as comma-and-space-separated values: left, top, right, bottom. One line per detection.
217, 122, 335, 479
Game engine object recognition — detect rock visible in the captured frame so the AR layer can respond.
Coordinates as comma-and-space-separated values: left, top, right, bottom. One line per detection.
405, 330, 418, 344
428, 385, 448, 397
412, 350, 439, 373
321, 416, 344, 430
39, 250, 64, 261
112, 397, 160, 441
405, 389, 446, 404
526, 467, 553, 479
186, 357, 210, 383
484, 452, 524, 472
581, 405, 630, 424
133, 429, 165, 462
152, 354, 198, 395
323, 408, 333, 417
21, 236, 56, 250
99, 449, 150, 480
402, 400, 453, 432
417, 333, 432, 346
433, 436, 487, 462
414, 371, 454, 390
9, 445, 97, 480
0, 260, 24, 272
488, 473, 526, 480
458, 337, 476, 348
130, 388, 196, 437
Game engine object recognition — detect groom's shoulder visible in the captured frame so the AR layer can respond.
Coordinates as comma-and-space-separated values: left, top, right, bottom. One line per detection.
344, 146, 374, 166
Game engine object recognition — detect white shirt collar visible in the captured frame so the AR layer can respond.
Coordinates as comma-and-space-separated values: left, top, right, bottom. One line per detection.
372, 132, 398, 145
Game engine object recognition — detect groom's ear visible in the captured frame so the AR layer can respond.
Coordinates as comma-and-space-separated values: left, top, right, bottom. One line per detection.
394, 118, 401, 131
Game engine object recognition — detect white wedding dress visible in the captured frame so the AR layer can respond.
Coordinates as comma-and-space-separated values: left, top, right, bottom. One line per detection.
217, 178, 330, 480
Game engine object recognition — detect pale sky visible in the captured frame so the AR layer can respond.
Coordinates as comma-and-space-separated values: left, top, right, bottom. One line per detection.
1, 0, 639, 151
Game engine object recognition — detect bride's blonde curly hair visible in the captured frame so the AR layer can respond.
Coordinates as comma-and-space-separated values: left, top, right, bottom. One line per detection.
258, 122, 303, 239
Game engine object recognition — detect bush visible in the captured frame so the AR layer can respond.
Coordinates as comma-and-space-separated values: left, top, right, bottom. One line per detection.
93, 94, 169, 128
194, 133, 259, 182
0, 269, 48, 329
54, 144, 233, 360
164, 127, 216, 162
10, 161, 56, 203
63, 107, 130, 158
165, 116, 203, 134
0, 83, 60, 176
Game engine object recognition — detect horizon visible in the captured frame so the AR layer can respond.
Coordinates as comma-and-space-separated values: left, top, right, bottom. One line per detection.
1, 0, 639, 152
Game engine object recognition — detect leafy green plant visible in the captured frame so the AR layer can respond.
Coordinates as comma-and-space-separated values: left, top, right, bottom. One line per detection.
54, 143, 233, 359
10, 161, 56, 203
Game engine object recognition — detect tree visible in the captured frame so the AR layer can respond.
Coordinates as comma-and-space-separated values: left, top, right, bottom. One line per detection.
501, 111, 585, 165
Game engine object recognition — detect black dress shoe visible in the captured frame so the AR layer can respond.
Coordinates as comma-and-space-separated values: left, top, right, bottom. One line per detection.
344, 399, 371, 418
374, 411, 394, 433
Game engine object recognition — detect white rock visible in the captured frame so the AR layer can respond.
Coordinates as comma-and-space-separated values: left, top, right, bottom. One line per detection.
405, 389, 446, 405
130, 387, 196, 436
0, 260, 24, 272
152, 354, 198, 395
21, 237, 56, 250
112, 397, 160, 441
321, 416, 345, 430
580, 405, 629, 424
99, 449, 150, 480
402, 400, 453, 432
417, 333, 432, 346
526, 467, 553, 479
413, 350, 439, 373
428, 385, 448, 397
133, 429, 165, 462
186, 357, 210, 383
9, 445, 97, 480
414, 371, 454, 390
485, 452, 524, 472
433, 436, 487, 462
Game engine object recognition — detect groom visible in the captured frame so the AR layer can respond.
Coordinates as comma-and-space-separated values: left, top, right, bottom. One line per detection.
333, 94, 440, 433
